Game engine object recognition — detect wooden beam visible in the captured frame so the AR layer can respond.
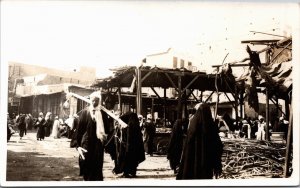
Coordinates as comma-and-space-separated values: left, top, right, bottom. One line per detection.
224, 92, 236, 109
150, 87, 162, 101
191, 92, 199, 103
183, 75, 200, 92
241, 39, 280, 44
270, 97, 286, 117
204, 91, 214, 103
164, 72, 179, 92
141, 71, 153, 83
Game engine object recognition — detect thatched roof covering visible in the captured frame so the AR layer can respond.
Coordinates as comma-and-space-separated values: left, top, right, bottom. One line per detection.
92, 66, 236, 93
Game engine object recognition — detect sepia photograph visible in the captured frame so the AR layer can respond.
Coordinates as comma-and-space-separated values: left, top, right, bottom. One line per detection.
1, 0, 299, 187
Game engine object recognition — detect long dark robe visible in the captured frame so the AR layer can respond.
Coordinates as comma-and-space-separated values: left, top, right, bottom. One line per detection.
71, 108, 112, 181
167, 119, 184, 171
143, 121, 156, 155
34, 118, 46, 140
17, 115, 26, 138
111, 112, 145, 176
44, 119, 52, 137
176, 103, 223, 180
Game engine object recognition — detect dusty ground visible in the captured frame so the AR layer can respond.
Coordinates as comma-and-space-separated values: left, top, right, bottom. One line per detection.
6, 131, 175, 181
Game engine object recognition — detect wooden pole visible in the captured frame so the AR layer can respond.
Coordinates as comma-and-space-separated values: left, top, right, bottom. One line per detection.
239, 91, 244, 119
118, 87, 122, 114
234, 86, 239, 128
285, 96, 290, 120
177, 76, 182, 120
164, 88, 167, 127
200, 91, 203, 102
284, 100, 293, 177
136, 67, 142, 115
265, 88, 270, 141
151, 98, 154, 123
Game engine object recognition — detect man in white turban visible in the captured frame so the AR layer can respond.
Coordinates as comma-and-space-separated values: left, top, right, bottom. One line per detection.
71, 91, 109, 181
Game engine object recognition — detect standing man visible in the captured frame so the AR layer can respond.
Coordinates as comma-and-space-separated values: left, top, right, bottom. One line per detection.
71, 92, 110, 181
143, 114, 156, 156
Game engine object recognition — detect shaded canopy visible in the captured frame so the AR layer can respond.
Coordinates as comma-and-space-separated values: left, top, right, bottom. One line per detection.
92, 66, 236, 93
236, 37, 292, 100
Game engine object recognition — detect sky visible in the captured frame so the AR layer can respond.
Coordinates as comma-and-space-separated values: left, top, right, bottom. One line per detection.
1, 1, 297, 78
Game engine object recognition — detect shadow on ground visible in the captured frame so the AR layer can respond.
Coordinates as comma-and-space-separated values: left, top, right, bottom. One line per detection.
6, 150, 82, 181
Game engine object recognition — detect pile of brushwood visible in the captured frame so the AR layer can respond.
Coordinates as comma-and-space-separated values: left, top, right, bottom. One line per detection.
220, 138, 292, 179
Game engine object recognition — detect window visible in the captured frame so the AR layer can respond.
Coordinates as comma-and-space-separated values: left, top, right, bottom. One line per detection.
188, 62, 192, 66
173, 57, 178, 68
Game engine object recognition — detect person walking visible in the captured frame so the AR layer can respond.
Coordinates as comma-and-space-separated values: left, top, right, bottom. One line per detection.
34, 112, 46, 141
17, 114, 26, 140
44, 112, 52, 137
111, 112, 145, 178
176, 103, 223, 180
143, 114, 156, 156
51, 116, 60, 139
71, 92, 111, 181
167, 119, 184, 174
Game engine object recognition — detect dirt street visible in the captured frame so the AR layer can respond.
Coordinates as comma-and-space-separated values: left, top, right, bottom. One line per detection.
6, 131, 175, 181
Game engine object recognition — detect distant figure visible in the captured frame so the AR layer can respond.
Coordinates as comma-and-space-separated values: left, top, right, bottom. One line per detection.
176, 103, 223, 180
241, 120, 251, 139
256, 115, 266, 140
143, 114, 156, 156
167, 119, 184, 174
51, 116, 60, 139
44, 112, 53, 137
25, 114, 33, 134
7, 113, 15, 141
34, 112, 46, 141
17, 114, 26, 140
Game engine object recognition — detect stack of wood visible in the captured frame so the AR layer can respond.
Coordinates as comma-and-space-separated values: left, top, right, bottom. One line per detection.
220, 138, 291, 179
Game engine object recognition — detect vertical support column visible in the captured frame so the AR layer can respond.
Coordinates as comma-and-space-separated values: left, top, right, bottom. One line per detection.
164, 88, 167, 127
239, 91, 244, 119
118, 87, 122, 114
285, 96, 290, 120
265, 88, 270, 141
177, 76, 182, 120
234, 86, 239, 128
151, 98, 154, 123
136, 67, 142, 115
200, 90, 203, 102
284, 100, 293, 177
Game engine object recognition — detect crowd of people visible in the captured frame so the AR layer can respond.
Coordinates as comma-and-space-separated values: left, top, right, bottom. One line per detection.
8, 91, 289, 181
216, 113, 289, 141
6, 111, 78, 142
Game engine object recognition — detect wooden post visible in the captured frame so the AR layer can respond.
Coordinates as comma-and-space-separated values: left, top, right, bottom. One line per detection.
265, 88, 270, 141
151, 98, 154, 123
164, 88, 167, 127
284, 100, 293, 177
285, 96, 290, 120
200, 91, 203, 102
239, 91, 244, 119
177, 76, 182, 120
118, 87, 122, 114
136, 67, 142, 115
234, 86, 239, 128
